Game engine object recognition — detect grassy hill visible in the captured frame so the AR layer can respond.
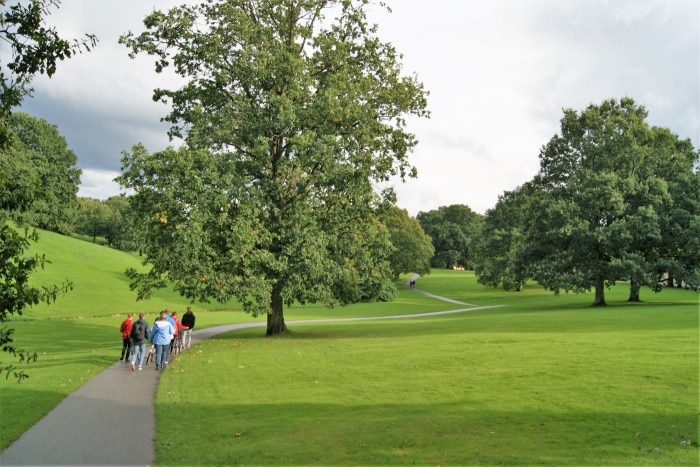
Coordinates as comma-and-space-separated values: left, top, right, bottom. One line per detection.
21, 228, 241, 320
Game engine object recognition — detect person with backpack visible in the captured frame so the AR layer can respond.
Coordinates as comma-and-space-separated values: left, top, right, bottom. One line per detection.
129, 312, 150, 371
150, 311, 174, 370
119, 313, 134, 362
181, 306, 196, 349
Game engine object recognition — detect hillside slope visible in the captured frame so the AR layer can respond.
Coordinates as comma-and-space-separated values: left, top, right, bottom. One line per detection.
22, 228, 235, 319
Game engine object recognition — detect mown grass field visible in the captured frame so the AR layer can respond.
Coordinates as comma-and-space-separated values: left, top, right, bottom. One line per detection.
1, 228, 698, 465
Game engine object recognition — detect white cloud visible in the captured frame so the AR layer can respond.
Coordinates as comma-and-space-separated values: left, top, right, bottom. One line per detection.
78, 168, 124, 199
18, 0, 699, 216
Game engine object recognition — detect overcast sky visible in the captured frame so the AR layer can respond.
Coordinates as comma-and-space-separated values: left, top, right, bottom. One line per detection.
17, 0, 700, 216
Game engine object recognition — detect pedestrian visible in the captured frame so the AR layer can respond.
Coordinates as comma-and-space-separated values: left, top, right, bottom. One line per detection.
181, 306, 196, 349
170, 311, 189, 352
164, 310, 176, 365
150, 311, 174, 370
129, 312, 150, 371
119, 313, 134, 362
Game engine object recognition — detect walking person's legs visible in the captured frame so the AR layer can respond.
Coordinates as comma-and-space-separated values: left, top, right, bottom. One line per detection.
120, 338, 130, 361
135, 342, 146, 369
157, 344, 169, 369
154, 344, 163, 369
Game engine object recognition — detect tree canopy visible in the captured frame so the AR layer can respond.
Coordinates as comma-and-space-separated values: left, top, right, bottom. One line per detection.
8, 112, 81, 234
118, 0, 429, 335
382, 205, 434, 278
417, 204, 483, 270
523, 97, 699, 305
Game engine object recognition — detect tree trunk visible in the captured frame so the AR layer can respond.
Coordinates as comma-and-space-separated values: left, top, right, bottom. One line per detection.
593, 275, 606, 306
266, 284, 288, 336
628, 279, 641, 302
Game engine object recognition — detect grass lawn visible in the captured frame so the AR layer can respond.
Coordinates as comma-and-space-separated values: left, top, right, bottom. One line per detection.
1, 229, 697, 464
155, 270, 699, 465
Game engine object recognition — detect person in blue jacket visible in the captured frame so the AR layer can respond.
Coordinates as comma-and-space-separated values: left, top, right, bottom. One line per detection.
150, 311, 174, 370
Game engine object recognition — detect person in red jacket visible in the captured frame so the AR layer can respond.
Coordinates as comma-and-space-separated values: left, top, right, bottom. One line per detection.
119, 313, 134, 361
170, 311, 189, 352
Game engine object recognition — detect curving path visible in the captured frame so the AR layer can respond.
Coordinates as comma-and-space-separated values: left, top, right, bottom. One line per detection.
0, 288, 502, 466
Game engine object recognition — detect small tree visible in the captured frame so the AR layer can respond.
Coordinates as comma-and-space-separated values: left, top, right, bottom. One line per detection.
75, 197, 111, 243
382, 205, 434, 278
119, 0, 428, 335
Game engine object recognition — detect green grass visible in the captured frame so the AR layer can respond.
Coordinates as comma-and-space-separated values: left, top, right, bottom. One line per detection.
1, 229, 698, 464
156, 274, 699, 465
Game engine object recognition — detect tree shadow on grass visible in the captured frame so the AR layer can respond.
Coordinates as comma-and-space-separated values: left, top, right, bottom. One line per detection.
156, 400, 699, 465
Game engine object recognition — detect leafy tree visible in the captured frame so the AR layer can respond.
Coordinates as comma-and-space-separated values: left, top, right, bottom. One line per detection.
8, 112, 81, 234
104, 195, 138, 251
382, 205, 434, 278
417, 204, 483, 269
118, 0, 428, 335
0, 0, 92, 380
525, 97, 698, 306
473, 183, 533, 291
75, 197, 111, 243
643, 128, 700, 295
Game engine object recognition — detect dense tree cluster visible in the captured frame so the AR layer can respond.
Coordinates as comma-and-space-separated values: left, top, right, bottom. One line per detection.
417, 204, 483, 270
473, 98, 699, 305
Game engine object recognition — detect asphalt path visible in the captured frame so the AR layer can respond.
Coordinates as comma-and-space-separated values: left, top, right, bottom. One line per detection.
0, 289, 502, 466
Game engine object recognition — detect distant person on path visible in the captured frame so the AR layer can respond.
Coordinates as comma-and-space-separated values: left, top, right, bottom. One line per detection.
129, 312, 150, 371
170, 311, 189, 352
119, 313, 134, 362
151, 312, 174, 370
181, 306, 196, 349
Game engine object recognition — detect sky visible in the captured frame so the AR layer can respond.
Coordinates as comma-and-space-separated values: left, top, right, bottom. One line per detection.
15, 0, 700, 216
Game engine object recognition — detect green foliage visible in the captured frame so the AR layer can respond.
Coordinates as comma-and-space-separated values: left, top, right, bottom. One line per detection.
74, 197, 111, 243
118, 0, 429, 335
7, 112, 81, 234
103, 195, 137, 250
525, 97, 699, 305
417, 204, 483, 269
382, 205, 434, 278
0, 0, 95, 380
473, 183, 533, 291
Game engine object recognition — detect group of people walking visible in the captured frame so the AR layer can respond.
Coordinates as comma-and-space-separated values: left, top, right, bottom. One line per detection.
119, 306, 197, 371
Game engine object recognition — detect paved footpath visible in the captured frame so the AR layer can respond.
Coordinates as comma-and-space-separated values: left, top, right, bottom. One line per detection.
0, 293, 501, 466
0, 322, 266, 467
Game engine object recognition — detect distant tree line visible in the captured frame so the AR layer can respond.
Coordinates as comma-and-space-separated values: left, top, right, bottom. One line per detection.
471, 98, 699, 305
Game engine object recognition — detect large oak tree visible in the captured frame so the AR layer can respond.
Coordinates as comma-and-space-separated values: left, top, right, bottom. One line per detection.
525, 98, 698, 306
118, 0, 428, 335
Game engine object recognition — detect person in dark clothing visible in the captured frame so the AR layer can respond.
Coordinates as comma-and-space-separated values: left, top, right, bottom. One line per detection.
129, 312, 150, 371
181, 306, 196, 349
